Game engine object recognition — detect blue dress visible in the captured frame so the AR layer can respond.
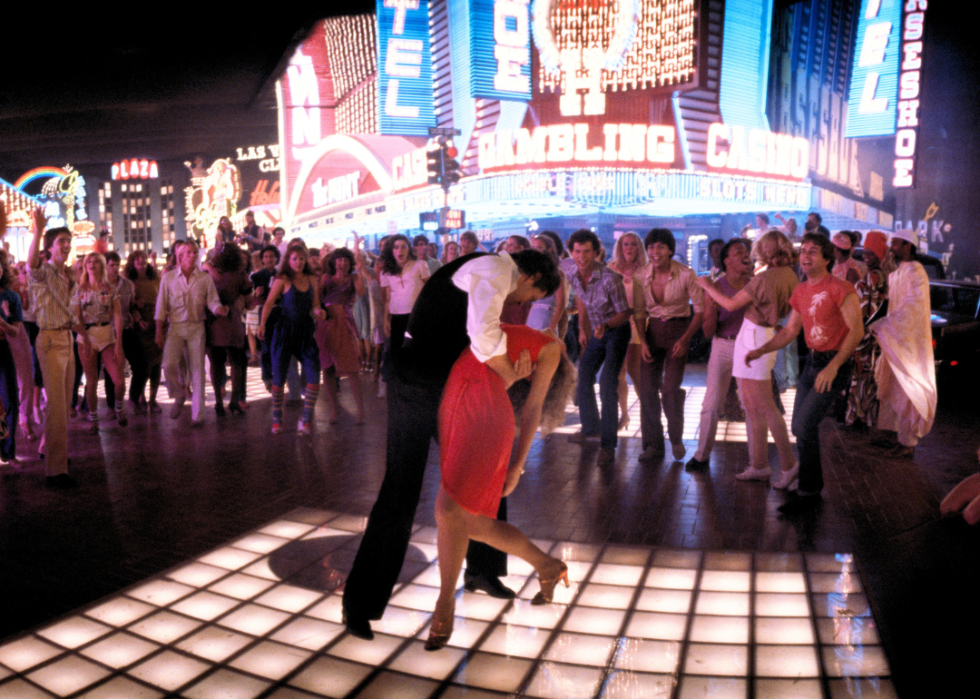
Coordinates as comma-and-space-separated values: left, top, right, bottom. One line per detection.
270, 282, 320, 387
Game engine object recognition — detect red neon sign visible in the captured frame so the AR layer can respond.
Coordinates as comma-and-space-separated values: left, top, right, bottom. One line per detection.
111, 159, 160, 181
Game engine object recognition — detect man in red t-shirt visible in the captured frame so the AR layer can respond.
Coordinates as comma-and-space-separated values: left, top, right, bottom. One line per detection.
746, 232, 864, 515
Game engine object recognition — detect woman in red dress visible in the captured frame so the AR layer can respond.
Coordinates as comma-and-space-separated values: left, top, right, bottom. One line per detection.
426, 323, 574, 650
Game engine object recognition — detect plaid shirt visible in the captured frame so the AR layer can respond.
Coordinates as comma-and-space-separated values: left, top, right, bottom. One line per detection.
563, 261, 629, 328
28, 262, 78, 330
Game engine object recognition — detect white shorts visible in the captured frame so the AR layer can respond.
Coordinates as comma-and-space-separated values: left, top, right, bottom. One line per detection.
732, 318, 777, 380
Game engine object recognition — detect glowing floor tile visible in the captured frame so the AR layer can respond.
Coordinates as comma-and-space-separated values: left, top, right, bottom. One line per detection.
545, 632, 616, 667
827, 678, 898, 698
287, 655, 373, 697
411, 562, 453, 588
677, 676, 747, 699
228, 640, 312, 681
217, 604, 290, 636
404, 541, 438, 563
373, 605, 430, 638
816, 617, 880, 646
809, 572, 863, 594
127, 650, 210, 691
754, 617, 815, 645
478, 623, 550, 659
754, 678, 823, 699
176, 626, 254, 662
552, 542, 602, 562
26, 654, 111, 695
358, 671, 440, 699
755, 572, 807, 593
127, 579, 195, 607
79, 632, 160, 669
270, 616, 345, 650
170, 591, 240, 621
0, 636, 64, 672
577, 583, 636, 609
442, 616, 490, 649
755, 593, 810, 617
231, 533, 289, 555
84, 598, 156, 628
78, 674, 165, 698
329, 633, 404, 666
689, 615, 749, 644
822, 645, 890, 677
208, 573, 276, 600
456, 591, 513, 621
453, 651, 532, 693
183, 668, 271, 699
197, 547, 263, 571
562, 606, 626, 636
645, 567, 698, 590
699, 571, 751, 592
304, 594, 344, 624
166, 562, 229, 587
600, 670, 675, 699
36, 616, 112, 649
703, 552, 753, 571
240, 557, 281, 581
625, 611, 687, 641
389, 583, 440, 612
255, 584, 323, 614
600, 546, 651, 566
388, 639, 467, 680
0, 666, 8, 682
635, 588, 693, 614
499, 601, 567, 630
683, 643, 749, 676
128, 611, 202, 645
755, 644, 820, 677
806, 553, 856, 573
694, 591, 750, 616
326, 513, 370, 532
812, 593, 871, 618
524, 661, 604, 699
589, 563, 645, 587
613, 638, 682, 674
0, 678, 61, 698
259, 520, 318, 539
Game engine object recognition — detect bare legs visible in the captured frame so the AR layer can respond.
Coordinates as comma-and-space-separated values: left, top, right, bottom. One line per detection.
736, 377, 795, 480
617, 343, 641, 430
322, 369, 365, 424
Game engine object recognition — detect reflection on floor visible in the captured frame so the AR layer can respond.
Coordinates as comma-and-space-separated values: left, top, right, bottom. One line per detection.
0, 508, 893, 699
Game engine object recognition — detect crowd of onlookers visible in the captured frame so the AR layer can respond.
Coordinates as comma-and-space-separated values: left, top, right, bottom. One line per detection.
0, 204, 956, 519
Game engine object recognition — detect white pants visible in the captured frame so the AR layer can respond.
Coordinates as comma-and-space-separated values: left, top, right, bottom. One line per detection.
694, 337, 736, 461
163, 321, 205, 421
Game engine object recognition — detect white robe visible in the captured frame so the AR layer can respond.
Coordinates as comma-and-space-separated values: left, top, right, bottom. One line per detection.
871, 261, 937, 444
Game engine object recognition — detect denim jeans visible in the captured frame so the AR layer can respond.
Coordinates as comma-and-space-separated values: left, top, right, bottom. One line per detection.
577, 323, 630, 448
792, 351, 854, 495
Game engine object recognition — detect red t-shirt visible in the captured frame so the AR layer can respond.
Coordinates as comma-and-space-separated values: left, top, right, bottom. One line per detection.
789, 274, 855, 352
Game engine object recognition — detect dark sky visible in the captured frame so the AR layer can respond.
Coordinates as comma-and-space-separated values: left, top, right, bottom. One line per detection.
0, 5, 375, 181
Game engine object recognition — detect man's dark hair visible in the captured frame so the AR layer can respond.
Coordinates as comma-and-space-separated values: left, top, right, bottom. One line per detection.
643, 227, 676, 255
508, 235, 531, 251
104, 251, 121, 265
567, 229, 601, 254
756, 212, 770, 225
412, 234, 429, 246
708, 238, 724, 252
43, 226, 71, 252
260, 244, 281, 262
272, 226, 285, 237
326, 247, 356, 276
539, 230, 565, 257
510, 249, 561, 296
802, 232, 835, 272
809, 212, 822, 224
718, 239, 748, 273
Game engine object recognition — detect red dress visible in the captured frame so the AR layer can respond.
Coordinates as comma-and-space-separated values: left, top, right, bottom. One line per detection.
438, 324, 556, 517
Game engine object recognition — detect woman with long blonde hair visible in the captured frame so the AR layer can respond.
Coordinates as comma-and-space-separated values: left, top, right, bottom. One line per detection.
73, 252, 127, 431
608, 231, 647, 430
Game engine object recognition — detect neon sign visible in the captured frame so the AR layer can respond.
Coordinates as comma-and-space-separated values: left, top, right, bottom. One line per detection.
706, 123, 809, 180
479, 123, 676, 171
893, 0, 926, 188
183, 158, 243, 242
470, 0, 531, 100
392, 146, 431, 191
845, 0, 902, 138
377, 0, 436, 135
111, 159, 159, 181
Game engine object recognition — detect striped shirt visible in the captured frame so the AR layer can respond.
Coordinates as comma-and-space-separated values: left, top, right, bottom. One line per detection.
28, 262, 78, 330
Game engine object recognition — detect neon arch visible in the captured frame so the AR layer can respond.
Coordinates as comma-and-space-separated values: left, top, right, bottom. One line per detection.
287, 135, 395, 224
15, 167, 69, 190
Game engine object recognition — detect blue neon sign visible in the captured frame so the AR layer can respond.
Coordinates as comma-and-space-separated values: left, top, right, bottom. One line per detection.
845, 0, 901, 138
377, 0, 437, 135
469, 0, 531, 101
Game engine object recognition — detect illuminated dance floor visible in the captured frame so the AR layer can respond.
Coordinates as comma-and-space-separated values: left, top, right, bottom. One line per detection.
0, 507, 893, 698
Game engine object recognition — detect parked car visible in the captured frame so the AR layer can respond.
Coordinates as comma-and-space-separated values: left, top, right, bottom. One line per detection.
929, 278, 980, 385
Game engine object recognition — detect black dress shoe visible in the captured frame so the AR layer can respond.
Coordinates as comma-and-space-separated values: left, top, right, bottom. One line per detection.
685, 456, 710, 472
464, 572, 516, 599
45, 474, 77, 489
342, 610, 374, 640
777, 493, 821, 517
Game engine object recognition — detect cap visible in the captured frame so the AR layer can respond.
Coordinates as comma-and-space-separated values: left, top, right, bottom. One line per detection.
832, 232, 852, 251
863, 231, 888, 261
891, 229, 918, 246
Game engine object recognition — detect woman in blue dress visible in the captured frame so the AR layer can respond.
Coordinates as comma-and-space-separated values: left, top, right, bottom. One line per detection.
258, 244, 324, 434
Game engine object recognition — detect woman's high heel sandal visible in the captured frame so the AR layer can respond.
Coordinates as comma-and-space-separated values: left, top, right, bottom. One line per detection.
424, 611, 455, 651
618, 414, 630, 431
532, 561, 569, 605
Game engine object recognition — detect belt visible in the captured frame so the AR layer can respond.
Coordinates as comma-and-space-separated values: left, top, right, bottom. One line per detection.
86, 322, 111, 328
717, 334, 738, 340
40, 325, 73, 332
654, 316, 689, 322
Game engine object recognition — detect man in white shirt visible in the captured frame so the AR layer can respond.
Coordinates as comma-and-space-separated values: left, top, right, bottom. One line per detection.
343, 250, 560, 640
155, 240, 228, 426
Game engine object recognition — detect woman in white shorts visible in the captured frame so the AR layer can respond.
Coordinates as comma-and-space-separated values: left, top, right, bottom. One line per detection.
697, 230, 799, 487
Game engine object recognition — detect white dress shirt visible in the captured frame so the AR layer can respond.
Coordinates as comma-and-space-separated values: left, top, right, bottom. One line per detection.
451, 253, 518, 363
